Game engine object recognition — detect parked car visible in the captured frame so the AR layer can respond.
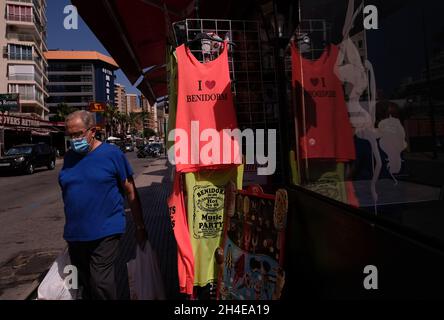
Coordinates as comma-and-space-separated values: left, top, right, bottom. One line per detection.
0, 143, 56, 175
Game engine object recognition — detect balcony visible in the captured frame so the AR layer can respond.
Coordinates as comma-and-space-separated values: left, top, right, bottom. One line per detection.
6, 14, 33, 23
9, 74, 45, 91
8, 73, 34, 81
6, 14, 46, 44
8, 53, 33, 61
6, 32, 35, 42
6, 0, 33, 4
19, 93, 37, 101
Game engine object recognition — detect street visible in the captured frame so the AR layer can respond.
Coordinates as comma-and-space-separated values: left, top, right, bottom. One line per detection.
0, 150, 158, 299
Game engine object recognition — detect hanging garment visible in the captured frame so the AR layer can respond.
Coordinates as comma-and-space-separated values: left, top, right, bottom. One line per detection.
304, 162, 348, 202
185, 165, 244, 287
291, 43, 356, 162
304, 161, 359, 207
166, 46, 178, 153
167, 173, 194, 296
174, 41, 241, 173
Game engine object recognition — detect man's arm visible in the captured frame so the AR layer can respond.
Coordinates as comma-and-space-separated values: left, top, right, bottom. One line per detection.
122, 176, 147, 247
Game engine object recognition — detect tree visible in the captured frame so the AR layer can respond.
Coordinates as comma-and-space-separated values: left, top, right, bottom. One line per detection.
114, 112, 128, 136
49, 103, 75, 122
143, 128, 156, 138
104, 104, 119, 137
127, 111, 147, 134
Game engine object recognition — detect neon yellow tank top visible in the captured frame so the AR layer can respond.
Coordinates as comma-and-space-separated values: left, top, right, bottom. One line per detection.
185, 165, 244, 287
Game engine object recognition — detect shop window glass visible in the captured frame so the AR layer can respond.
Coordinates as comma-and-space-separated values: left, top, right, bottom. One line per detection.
287, 0, 444, 243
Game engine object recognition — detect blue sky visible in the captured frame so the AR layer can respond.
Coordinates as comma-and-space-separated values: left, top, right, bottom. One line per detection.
46, 0, 139, 94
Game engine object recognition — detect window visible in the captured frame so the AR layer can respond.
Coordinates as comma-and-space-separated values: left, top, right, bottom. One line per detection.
47, 85, 93, 93
8, 44, 33, 61
48, 74, 93, 82
9, 84, 35, 100
7, 5, 32, 22
49, 63, 92, 72
81, 64, 92, 72
288, 0, 444, 245
8, 65, 34, 81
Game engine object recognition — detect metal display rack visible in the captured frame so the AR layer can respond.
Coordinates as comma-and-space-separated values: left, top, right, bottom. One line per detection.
172, 19, 281, 175
172, 19, 279, 130
296, 19, 332, 60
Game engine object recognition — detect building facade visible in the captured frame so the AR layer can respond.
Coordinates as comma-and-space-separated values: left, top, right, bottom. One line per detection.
114, 82, 127, 114
140, 94, 158, 132
44, 50, 118, 118
126, 93, 140, 114
0, 0, 49, 119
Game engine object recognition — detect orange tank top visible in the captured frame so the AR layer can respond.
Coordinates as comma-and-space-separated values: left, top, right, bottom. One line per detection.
168, 173, 194, 295
174, 41, 241, 173
291, 43, 356, 162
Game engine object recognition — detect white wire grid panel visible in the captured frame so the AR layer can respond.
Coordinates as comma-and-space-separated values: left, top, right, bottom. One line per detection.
172, 19, 279, 130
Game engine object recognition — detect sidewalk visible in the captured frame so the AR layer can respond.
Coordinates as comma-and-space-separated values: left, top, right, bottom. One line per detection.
115, 157, 183, 299
14, 156, 181, 300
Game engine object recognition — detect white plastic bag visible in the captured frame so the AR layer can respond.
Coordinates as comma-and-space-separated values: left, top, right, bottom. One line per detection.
37, 249, 78, 300
127, 241, 166, 300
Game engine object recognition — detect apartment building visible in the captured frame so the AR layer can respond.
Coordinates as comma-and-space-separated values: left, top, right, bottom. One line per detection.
0, 0, 49, 119
114, 82, 127, 114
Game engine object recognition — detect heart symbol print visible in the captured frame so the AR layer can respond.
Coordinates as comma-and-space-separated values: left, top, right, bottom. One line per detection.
205, 80, 216, 90
310, 78, 319, 87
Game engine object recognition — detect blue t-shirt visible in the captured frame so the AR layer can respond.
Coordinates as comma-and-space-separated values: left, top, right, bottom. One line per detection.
59, 143, 134, 242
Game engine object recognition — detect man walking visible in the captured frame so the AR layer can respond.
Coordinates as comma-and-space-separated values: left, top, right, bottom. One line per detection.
59, 110, 147, 300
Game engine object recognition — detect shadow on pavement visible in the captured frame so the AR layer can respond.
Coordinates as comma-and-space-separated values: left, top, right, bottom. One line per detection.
115, 161, 186, 300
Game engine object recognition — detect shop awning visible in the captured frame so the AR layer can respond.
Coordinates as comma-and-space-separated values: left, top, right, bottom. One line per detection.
71, 0, 408, 103
70, 0, 194, 103
70, 0, 242, 103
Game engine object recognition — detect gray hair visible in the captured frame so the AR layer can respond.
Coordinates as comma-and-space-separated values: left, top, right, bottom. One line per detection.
66, 110, 96, 129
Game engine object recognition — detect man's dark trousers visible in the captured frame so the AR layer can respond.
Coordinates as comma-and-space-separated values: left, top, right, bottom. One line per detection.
68, 234, 121, 300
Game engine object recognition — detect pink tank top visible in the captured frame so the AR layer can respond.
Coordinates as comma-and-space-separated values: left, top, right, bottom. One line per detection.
174, 41, 241, 172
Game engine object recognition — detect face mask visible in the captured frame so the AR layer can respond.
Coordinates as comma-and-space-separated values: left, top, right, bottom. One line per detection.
70, 137, 90, 154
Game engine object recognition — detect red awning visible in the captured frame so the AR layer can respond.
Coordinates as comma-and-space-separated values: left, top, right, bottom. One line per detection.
71, 0, 196, 102
113, 0, 194, 71
71, 0, 414, 105
71, 0, 238, 103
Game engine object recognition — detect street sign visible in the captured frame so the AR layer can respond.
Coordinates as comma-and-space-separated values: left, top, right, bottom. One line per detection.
0, 94, 20, 112
89, 102, 106, 112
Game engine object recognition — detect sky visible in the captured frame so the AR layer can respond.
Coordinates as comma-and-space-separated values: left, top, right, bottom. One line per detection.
45, 0, 139, 94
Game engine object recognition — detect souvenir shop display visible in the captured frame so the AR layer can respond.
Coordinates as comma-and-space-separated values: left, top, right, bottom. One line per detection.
167, 18, 284, 300
216, 184, 288, 300
184, 166, 244, 289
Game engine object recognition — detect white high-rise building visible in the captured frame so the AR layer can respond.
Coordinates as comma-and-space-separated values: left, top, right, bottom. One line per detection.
0, 0, 48, 119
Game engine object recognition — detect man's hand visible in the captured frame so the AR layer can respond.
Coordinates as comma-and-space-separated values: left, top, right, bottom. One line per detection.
135, 226, 147, 249
121, 176, 148, 250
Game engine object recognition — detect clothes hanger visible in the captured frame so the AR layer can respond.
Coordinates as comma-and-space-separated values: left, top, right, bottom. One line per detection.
186, 32, 236, 47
